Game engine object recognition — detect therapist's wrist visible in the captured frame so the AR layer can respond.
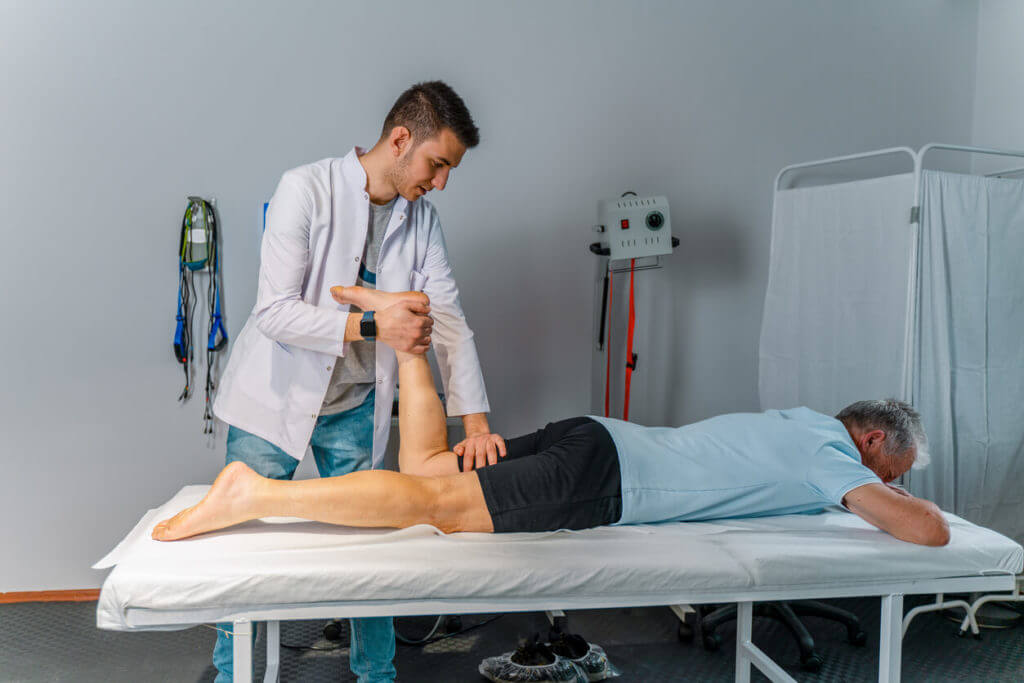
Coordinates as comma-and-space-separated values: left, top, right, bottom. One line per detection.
343, 312, 365, 342
462, 412, 491, 436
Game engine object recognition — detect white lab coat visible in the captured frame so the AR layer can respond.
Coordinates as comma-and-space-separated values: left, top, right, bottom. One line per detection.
213, 148, 489, 464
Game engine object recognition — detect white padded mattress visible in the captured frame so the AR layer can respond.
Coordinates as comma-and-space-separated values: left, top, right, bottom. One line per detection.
96, 486, 1022, 631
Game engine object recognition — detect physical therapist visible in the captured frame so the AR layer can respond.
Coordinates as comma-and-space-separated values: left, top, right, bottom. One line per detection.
211, 81, 503, 683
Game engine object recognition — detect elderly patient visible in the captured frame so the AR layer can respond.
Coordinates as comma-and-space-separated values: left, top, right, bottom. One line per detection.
154, 287, 949, 547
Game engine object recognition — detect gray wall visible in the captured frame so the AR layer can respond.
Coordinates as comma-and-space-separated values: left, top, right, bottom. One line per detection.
971, 1, 1024, 165
1, 1, 980, 591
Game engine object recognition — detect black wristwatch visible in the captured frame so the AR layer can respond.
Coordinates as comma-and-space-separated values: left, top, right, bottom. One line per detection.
360, 310, 377, 340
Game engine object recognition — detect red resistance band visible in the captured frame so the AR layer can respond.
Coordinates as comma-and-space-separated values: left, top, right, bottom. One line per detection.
604, 259, 639, 421
604, 269, 613, 417
624, 259, 638, 421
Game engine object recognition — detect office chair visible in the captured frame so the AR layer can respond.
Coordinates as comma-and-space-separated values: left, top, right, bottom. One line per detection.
678, 600, 867, 672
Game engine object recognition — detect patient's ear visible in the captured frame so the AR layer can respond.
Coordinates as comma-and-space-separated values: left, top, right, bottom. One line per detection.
854, 428, 888, 468
863, 429, 886, 450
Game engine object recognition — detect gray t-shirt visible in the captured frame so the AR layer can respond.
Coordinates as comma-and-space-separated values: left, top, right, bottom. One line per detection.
320, 197, 395, 415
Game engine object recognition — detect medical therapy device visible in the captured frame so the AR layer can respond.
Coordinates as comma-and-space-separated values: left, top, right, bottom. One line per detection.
597, 194, 673, 260
590, 193, 678, 421
174, 196, 228, 433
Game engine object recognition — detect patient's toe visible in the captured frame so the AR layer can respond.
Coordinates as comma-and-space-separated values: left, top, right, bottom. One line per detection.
330, 286, 354, 304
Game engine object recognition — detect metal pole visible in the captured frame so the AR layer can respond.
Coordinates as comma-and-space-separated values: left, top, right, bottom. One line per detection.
735, 602, 753, 683
878, 594, 904, 683
233, 618, 253, 683
264, 620, 280, 683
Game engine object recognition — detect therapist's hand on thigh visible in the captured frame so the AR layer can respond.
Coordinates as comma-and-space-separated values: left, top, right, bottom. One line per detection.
454, 433, 507, 471
376, 300, 433, 354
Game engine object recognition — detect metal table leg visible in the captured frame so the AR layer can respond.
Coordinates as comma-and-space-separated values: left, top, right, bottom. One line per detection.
734, 601, 795, 683
233, 618, 253, 683
264, 620, 280, 683
879, 594, 904, 683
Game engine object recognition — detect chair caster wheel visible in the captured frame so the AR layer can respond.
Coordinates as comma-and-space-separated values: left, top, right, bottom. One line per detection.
323, 620, 345, 641
800, 652, 823, 672
849, 630, 867, 646
703, 633, 722, 652
677, 622, 694, 643
444, 615, 462, 633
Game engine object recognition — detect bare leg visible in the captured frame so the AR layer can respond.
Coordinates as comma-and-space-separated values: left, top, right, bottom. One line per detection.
151, 460, 492, 541
332, 286, 460, 476
153, 287, 491, 542
394, 351, 464, 476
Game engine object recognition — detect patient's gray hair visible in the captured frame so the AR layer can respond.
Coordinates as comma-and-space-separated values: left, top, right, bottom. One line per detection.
835, 399, 930, 469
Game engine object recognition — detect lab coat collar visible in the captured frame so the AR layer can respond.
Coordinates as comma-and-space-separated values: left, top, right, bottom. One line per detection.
342, 147, 369, 189
342, 147, 411, 219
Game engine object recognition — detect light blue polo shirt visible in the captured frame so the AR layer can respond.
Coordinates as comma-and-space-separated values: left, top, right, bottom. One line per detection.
589, 407, 881, 525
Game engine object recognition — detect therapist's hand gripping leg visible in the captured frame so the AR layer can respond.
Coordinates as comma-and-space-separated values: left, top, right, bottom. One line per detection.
332, 285, 434, 354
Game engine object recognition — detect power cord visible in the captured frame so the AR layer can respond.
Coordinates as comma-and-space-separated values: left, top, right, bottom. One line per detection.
397, 614, 504, 647
277, 614, 507, 651
220, 613, 553, 663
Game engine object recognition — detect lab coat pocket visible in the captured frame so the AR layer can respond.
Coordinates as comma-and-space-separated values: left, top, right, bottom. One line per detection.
410, 269, 428, 291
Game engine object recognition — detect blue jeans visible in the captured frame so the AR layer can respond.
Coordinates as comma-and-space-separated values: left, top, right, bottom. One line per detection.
213, 390, 396, 683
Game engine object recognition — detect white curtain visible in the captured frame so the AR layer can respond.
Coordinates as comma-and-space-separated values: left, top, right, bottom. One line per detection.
759, 173, 915, 416
910, 170, 1024, 544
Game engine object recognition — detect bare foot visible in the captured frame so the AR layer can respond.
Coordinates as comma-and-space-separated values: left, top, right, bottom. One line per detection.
151, 461, 264, 541
330, 285, 429, 312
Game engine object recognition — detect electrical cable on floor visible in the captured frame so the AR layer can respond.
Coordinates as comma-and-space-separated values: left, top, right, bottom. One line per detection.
271, 614, 506, 651
395, 615, 445, 645
203, 622, 333, 651
281, 640, 344, 651
396, 614, 504, 647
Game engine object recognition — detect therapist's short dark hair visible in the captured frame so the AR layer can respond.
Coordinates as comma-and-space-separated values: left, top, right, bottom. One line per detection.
382, 81, 480, 149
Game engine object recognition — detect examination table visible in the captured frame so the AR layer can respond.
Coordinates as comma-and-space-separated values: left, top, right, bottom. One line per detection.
95, 486, 1023, 682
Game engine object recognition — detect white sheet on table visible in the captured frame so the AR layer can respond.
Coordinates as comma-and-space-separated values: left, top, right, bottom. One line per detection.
96, 485, 1022, 631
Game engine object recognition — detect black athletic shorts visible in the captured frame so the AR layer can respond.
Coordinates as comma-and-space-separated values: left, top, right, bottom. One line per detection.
467, 417, 622, 533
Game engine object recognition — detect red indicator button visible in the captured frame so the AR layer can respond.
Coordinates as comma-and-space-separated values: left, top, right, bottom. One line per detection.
620, 219, 630, 229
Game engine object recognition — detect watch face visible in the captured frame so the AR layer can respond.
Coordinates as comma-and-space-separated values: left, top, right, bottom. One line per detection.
360, 319, 376, 338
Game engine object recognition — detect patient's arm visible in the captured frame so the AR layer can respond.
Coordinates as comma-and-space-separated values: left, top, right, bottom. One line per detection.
843, 483, 950, 546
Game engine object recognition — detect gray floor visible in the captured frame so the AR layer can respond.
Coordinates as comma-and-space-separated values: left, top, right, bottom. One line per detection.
1, 596, 1022, 682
